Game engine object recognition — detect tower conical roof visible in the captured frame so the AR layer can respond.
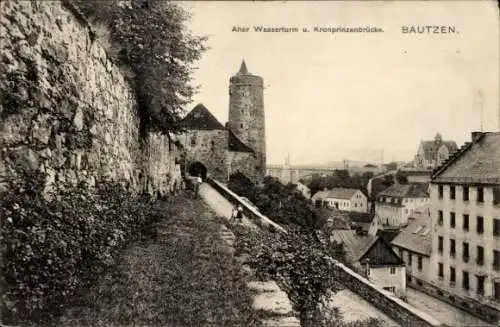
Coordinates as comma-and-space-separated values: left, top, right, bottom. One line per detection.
238, 60, 248, 74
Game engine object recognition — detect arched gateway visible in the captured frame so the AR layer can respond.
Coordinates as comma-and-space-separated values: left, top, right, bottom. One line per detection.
188, 161, 207, 181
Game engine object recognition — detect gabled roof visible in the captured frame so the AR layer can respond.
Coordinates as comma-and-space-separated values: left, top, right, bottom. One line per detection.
227, 129, 254, 153
331, 230, 404, 267
312, 188, 363, 201
391, 215, 432, 256
180, 104, 225, 130
378, 183, 429, 198
325, 188, 361, 200
432, 132, 500, 184
331, 230, 378, 262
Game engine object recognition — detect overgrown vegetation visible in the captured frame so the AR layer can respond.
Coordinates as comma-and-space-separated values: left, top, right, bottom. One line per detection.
57, 196, 260, 327
0, 173, 163, 324
227, 173, 387, 326
73, 0, 208, 136
233, 224, 346, 326
228, 173, 327, 229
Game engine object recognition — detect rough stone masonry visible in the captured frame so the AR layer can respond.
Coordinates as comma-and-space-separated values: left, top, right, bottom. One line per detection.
0, 0, 182, 196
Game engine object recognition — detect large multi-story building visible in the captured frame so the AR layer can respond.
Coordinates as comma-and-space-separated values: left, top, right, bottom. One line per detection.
429, 132, 500, 319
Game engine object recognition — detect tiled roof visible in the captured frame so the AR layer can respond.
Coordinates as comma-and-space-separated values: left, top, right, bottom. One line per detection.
180, 104, 225, 130
312, 188, 362, 201
325, 188, 360, 200
391, 216, 432, 256
378, 183, 429, 198
420, 140, 458, 160
331, 230, 404, 266
227, 129, 254, 153
432, 132, 500, 184
331, 230, 378, 262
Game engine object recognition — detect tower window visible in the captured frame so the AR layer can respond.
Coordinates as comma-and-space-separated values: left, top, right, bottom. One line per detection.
240, 123, 243, 128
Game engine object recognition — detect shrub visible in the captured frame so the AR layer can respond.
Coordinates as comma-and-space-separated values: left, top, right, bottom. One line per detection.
0, 173, 163, 324
233, 225, 345, 326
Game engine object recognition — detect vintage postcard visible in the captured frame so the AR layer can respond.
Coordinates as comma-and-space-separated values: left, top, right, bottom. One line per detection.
0, 1, 499, 326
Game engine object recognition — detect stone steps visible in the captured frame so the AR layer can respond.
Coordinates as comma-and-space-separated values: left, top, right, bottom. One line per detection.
198, 183, 301, 327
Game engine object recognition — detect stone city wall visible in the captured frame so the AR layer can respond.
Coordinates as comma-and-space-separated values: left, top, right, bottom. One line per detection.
0, 0, 181, 196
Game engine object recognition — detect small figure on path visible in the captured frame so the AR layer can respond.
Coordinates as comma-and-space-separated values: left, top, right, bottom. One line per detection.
235, 204, 243, 220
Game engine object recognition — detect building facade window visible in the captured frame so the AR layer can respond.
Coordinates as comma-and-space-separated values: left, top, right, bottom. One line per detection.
494, 187, 500, 206
450, 186, 456, 200
477, 187, 484, 203
408, 253, 412, 266
450, 267, 456, 286
450, 212, 456, 228
463, 186, 469, 201
494, 218, 500, 237
463, 242, 469, 263
389, 267, 396, 275
463, 214, 469, 231
477, 216, 484, 234
477, 246, 484, 265
463, 271, 469, 290
438, 263, 443, 279
438, 236, 443, 253
418, 256, 423, 271
495, 282, 500, 301
438, 185, 443, 199
450, 239, 456, 258
494, 250, 500, 271
477, 276, 485, 295
438, 210, 443, 225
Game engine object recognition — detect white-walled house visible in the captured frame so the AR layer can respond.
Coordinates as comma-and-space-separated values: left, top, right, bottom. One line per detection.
375, 183, 430, 228
312, 188, 368, 212
331, 230, 406, 298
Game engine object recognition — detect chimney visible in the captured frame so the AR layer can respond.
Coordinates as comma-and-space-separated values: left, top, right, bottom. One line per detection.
471, 132, 483, 142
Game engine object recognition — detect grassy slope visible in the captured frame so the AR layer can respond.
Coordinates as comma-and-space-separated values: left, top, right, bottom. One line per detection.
57, 192, 260, 327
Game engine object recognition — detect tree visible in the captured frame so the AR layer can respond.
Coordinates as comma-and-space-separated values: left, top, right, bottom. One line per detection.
228, 172, 255, 200
395, 171, 408, 184
74, 0, 208, 136
233, 226, 345, 326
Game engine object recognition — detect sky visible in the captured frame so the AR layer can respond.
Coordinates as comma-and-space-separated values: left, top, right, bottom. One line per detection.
179, 1, 499, 166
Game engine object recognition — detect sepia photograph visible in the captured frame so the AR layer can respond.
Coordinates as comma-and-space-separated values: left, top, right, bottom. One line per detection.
0, 0, 499, 326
